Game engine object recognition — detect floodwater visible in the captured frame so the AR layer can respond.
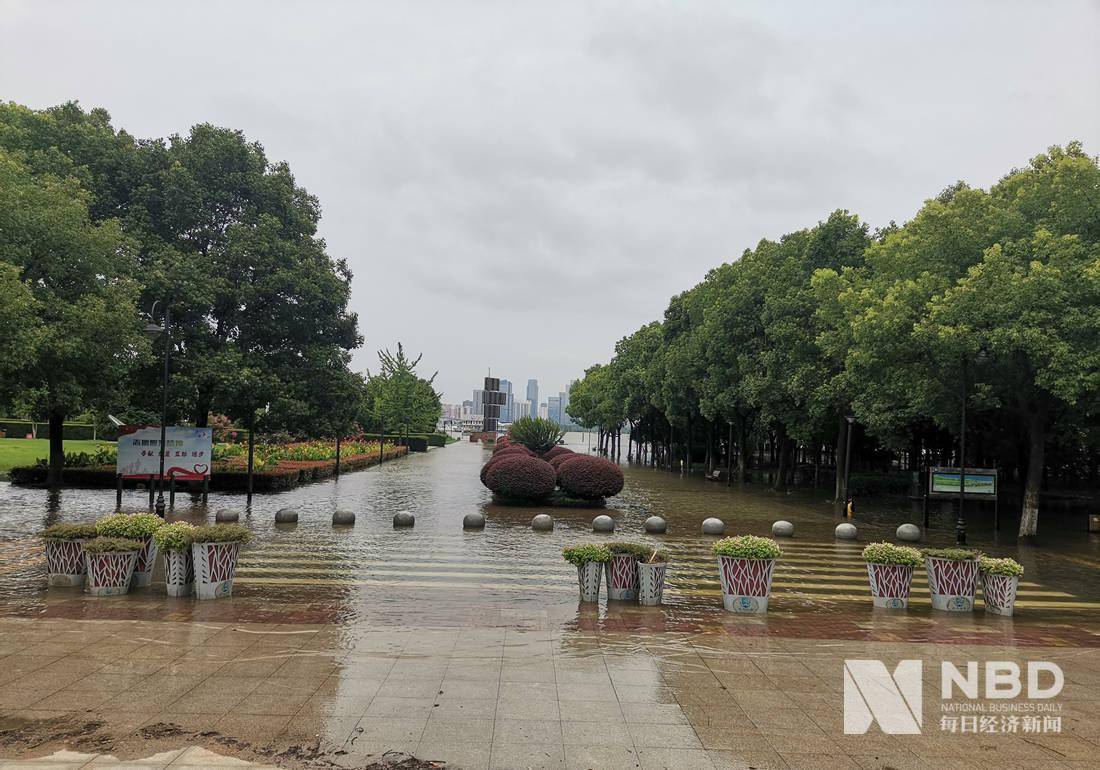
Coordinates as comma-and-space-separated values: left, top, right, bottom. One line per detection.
1, 433, 1099, 637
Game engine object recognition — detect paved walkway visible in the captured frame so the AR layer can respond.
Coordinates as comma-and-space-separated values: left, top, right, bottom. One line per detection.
2, 617, 1099, 769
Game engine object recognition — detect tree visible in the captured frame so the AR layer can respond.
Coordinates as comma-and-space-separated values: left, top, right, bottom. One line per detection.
0, 149, 144, 484
363, 344, 442, 435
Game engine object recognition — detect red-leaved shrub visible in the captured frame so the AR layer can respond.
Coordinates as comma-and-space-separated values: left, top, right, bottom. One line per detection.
549, 453, 576, 471
493, 444, 532, 457
557, 455, 624, 499
542, 446, 573, 460
485, 455, 556, 500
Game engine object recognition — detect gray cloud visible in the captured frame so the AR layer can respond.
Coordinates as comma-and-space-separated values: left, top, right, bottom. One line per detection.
1, 0, 1097, 402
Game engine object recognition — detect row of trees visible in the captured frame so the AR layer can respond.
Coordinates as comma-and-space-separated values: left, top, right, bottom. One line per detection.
567, 143, 1100, 538
0, 101, 440, 483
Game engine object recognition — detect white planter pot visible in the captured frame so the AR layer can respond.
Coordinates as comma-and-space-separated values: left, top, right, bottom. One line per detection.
163, 550, 195, 598
925, 557, 978, 612
45, 539, 89, 586
716, 556, 776, 613
981, 573, 1020, 616
192, 541, 242, 600
131, 535, 159, 588
866, 563, 915, 609
576, 562, 603, 602
85, 551, 138, 596
637, 562, 667, 606
605, 554, 640, 601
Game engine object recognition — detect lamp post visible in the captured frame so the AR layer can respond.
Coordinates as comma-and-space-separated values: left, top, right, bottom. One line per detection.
957, 356, 969, 546
841, 415, 855, 515
145, 302, 171, 518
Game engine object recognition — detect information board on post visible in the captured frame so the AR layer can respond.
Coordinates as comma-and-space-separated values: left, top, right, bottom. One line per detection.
928, 467, 997, 497
116, 426, 213, 480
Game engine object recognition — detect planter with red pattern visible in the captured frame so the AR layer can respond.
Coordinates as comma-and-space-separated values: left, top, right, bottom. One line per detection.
85, 550, 139, 596
925, 556, 979, 612
604, 554, 640, 601
981, 573, 1019, 616
45, 539, 90, 586
866, 563, 915, 609
192, 541, 242, 599
163, 550, 195, 598
716, 556, 776, 613
637, 561, 667, 606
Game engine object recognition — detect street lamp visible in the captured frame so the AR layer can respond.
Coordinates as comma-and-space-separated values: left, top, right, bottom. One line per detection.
841, 415, 855, 516
145, 302, 171, 518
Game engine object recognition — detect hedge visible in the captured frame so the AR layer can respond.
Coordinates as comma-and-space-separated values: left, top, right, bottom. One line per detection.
0, 419, 119, 441
8, 446, 409, 492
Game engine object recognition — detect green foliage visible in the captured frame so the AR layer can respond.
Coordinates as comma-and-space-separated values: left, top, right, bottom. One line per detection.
152, 521, 197, 552
979, 556, 1024, 577
507, 416, 565, 452
922, 547, 980, 561
862, 542, 922, 567
606, 542, 654, 559
95, 513, 163, 539
713, 535, 782, 560
41, 523, 97, 541
191, 524, 251, 544
361, 344, 441, 434
562, 544, 611, 566
83, 537, 142, 554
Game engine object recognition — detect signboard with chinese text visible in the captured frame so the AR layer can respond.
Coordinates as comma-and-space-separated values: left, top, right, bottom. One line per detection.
929, 467, 997, 497
116, 427, 212, 480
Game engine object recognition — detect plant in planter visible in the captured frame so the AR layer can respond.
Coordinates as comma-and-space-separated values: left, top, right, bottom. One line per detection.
922, 547, 981, 612
190, 524, 251, 599
862, 542, 922, 609
562, 544, 610, 602
604, 542, 650, 601
83, 538, 142, 596
41, 523, 98, 586
95, 513, 164, 588
713, 535, 781, 613
637, 548, 669, 606
154, 522, 197, 597
979, 557, 1024, 616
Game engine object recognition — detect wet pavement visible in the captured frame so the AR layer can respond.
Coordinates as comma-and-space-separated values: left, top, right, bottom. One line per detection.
1, 436, 1099, 768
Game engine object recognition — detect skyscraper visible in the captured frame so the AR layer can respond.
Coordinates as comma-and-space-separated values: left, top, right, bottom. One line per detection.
548, 395, 561, 425
526, 379, 539, 418
499, 379, 514, 423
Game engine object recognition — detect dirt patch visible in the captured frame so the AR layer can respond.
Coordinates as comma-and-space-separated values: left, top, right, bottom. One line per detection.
2, 716, 443, 769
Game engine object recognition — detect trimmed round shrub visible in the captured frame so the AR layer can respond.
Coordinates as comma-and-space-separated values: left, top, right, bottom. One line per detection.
485, 455, 556, 500
493, 444, 533, 458
557, 456, 624, 500
549, 453, 577, 472
542, 446, 573, 461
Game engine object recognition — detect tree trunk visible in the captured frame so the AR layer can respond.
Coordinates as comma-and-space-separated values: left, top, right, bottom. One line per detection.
1018, 407, 1047, 539
193, 391, 212, 428
47, 407, 65, 487
773, 427, 789, 492
736, 422, 748, 482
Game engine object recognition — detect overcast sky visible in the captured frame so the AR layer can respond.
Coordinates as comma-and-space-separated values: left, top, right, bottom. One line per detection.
2, 1, 1097, 403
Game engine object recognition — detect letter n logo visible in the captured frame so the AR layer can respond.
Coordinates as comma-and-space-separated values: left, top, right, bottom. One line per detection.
844, 659, 922, 734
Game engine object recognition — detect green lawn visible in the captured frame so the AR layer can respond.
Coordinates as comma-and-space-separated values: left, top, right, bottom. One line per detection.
0, 438, 113, 477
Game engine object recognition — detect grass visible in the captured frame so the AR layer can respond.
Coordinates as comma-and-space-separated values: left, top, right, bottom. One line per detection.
0, 438, 113, 478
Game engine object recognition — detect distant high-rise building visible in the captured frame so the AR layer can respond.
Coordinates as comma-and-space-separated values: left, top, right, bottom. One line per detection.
526, 379, 539, 418
472, 389, 485, 416
512, 399, 530, 422
499, 379, 514, 423
538, 402, 549, 419
548, 395, 561, 425
558, 390, 569, 424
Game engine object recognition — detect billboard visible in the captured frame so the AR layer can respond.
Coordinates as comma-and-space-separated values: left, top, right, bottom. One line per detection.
116, 426, 213, 480
929, 467, 997, 497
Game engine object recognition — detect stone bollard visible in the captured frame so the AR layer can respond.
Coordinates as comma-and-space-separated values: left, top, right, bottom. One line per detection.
701, 517, 726, 535
275, 508, 299, 524
215, 508, 240, 523
332, 510, 355, 526
532, 514, 554, 531
393, 511, 415, 528
463, 512, 486, 530
835, 522, 858, 540
896, 523, 921, 542
772, 520, 794, 538
644, 516, 667, 534
592, 515, 615, 532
